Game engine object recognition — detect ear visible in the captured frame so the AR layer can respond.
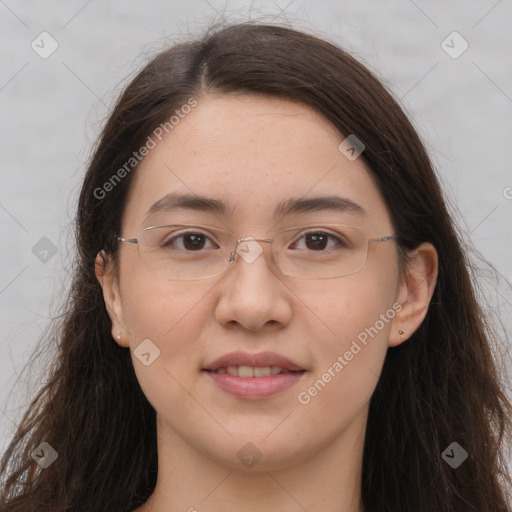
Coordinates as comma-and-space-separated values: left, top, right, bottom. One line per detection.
95, 251, 129, 348
388, 242, 438, 347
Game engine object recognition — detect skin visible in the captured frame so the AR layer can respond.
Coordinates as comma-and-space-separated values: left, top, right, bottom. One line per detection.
96, 94, 438, 512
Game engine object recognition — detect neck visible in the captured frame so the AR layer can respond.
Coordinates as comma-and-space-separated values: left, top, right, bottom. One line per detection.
136, 408, 368, 512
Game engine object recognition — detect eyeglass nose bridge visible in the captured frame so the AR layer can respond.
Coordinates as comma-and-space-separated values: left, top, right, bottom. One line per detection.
227, 236, 273, 263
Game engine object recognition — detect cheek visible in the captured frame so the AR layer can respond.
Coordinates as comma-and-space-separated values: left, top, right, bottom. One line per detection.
119, 247, 207, 342
121, 276, 211, 351
119, 266, 215, 385
119, 280, 214, 421
296, 262, 398, 416
301, 265, 397, 355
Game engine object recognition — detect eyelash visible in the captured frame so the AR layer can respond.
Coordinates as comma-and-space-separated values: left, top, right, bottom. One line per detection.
161, 229, 345, 251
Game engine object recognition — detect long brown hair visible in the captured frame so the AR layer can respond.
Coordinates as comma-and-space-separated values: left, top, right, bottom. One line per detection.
1, 22, 511, 512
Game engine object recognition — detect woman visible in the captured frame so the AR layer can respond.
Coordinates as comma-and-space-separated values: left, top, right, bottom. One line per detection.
1, 22, 511, 512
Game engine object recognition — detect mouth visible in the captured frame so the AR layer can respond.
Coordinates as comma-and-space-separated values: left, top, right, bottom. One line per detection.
205, 365, 305, 378
203, 350, 305, 372
204, 369, 307, 399
203, 351, 307, 399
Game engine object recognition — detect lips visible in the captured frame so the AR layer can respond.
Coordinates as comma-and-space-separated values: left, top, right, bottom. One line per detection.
204, 351, 305, 372
213, 365, 294, 377
203, 351, 307, 399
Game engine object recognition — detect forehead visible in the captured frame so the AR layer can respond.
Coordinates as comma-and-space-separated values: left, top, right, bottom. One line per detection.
122, 94, 391, 232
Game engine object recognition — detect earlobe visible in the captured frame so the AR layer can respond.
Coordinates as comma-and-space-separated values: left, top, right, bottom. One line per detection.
389, 242, 438, 347
94, 251, 129, 347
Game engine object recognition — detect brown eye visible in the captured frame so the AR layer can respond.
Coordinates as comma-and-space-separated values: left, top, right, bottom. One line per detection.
290, 231, 342, 252
162, 232, 216, 251
304, 232, 329, 251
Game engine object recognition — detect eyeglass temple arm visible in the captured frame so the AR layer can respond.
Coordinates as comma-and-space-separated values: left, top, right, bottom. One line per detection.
117, 233, 396, 251
375, 235, 396, 243
117, 237, 138, 245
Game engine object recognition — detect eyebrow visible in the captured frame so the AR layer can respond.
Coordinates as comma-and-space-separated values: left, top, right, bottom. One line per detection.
144, 192, 366, 221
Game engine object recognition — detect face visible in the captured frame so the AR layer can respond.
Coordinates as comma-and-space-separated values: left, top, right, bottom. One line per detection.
103, 94, 408, 471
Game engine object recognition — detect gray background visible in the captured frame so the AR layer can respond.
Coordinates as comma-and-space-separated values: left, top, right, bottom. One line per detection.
1, 0, 511, 470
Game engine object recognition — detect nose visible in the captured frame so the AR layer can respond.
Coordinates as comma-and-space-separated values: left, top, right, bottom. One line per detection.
214, 237, 292, 331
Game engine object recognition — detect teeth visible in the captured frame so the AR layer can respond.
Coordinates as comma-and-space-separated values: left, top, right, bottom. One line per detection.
226, 366, 239, 376
270, 366, 282, 375
217, 366, 287, 377
254, 366, 271, 377
238, 366, 254, 378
